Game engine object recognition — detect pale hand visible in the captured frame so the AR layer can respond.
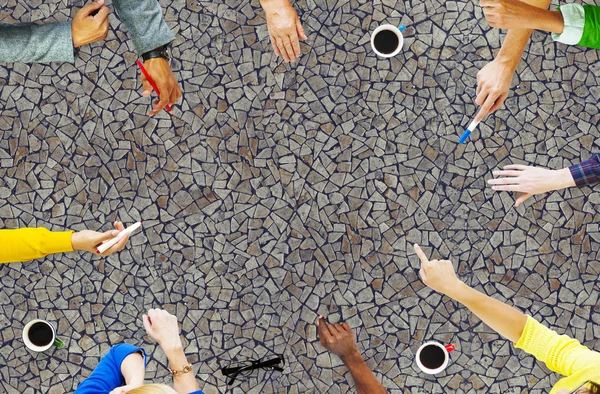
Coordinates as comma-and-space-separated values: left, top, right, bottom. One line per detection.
263, 0, 307, 62
72, 0, 110, 48
71, 221, 130, 256
414, 244, 462, 296
487, 165, 575, 206
474, 58, 515, 122
143, 309, 183, 352
317, 316, 359, 360
141, 57, 182, 116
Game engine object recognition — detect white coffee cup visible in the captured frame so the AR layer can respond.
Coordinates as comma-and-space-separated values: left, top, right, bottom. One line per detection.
22, 319, 64, 352
371, 24, 406, 58
415, 341, 455, 374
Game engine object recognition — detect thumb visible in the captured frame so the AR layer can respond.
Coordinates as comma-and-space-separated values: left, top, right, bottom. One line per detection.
143, 314, 153, 335
296, 20, 307, 40
140, 74, 152, 97
80, 0, 104, 16
515, 192, 532, 207
97, 229, 120, 244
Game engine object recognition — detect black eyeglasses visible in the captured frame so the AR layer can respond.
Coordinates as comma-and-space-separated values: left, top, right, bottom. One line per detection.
570, 380, 600, 394
221, 356, 285, 385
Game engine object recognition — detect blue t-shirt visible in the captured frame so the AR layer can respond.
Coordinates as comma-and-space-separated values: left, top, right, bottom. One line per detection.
74, 344, 203, 394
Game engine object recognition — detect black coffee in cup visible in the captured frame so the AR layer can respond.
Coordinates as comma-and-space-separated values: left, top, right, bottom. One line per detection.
28, 322, 54, 347
419, 344, 445, 369
373, 29, 400, 55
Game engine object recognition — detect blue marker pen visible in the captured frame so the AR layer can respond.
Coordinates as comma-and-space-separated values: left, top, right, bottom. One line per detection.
458, 119, 480, 144
399, 24, 406, 33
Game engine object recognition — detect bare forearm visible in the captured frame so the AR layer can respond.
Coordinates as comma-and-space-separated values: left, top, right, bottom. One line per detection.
260, 0, 289, 11
121, 352, 145, 386
342, 351, 388, 394
556, 167, 576, 190
163, 346, 200, 394
448, 282, 527, 343
496, 0, 553, 67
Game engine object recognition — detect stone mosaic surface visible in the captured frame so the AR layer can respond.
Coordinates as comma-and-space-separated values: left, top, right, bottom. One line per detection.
1, 0, 600, 392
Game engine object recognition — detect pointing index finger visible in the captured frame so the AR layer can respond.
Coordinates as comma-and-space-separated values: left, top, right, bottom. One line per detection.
317, 316, 333, 339
414, 244, 429, 265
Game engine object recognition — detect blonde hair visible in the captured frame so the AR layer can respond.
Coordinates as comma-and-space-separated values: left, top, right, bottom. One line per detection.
128, 384, 174, 394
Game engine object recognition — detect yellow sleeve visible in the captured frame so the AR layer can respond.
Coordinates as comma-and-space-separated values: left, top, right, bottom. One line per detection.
515, 315, 600, 377
0, 228, 74, 264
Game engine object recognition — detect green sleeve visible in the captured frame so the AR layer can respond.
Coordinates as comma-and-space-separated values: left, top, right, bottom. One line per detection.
579, 5, 600, 49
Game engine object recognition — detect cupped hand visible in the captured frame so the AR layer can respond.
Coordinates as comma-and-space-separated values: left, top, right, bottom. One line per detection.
141, 57, 181, 116
414, 244, 462, 296
487, 165, 575, 206
143, 309, 183, 352
71, 221, 130, 256
263, 0, 307, 62
317, 316, 359, 360
72, 0, 110, 48
474, 58, 514, 122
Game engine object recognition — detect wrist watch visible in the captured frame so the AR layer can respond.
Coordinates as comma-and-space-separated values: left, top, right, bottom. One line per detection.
142, 44, 170, 62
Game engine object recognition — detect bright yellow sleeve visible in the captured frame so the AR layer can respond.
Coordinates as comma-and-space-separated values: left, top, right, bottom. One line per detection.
0, 228, 74, 264
515, 315, 600, 378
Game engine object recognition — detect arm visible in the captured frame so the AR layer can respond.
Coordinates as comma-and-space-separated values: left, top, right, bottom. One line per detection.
414, 244, 600, 377
143, 309, 201, 394
121, 352, 145, 387
0, 228, 74, 263
0, 1, 108, 64
474, 0, 552, 121
317, 317, 388, 394
0, 221, 130, 264
515, 316, 600, 376
487, 164, 576, 206
445, 281, 527, 343
111, 0, 174, 55
0, 22, 75, 63
414, 245, 527, 343
112, 0, 181, 116
163, 346, 200, 394
569, 153, 600, 187
74, 344, 146, 394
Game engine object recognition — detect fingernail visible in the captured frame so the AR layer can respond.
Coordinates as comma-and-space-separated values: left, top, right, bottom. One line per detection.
142, 91, 151, 97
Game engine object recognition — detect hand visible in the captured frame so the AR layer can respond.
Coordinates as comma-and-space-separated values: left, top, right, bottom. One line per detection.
317, 316, 360, 360
141, 57, 182, 116
474, 58, 515, 122
262, 0, 307, 62
71, 221, 130, 256
414, 244, 462, 296
71, 0, 110, 48
487, 165, 575, 206
143, 309, 183, 353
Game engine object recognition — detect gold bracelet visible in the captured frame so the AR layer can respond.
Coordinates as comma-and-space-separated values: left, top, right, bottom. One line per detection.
169, 365, 193, 376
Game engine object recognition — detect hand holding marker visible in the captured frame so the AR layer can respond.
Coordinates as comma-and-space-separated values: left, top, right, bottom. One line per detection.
136, 60, 172, 114
96, 221, 142, 254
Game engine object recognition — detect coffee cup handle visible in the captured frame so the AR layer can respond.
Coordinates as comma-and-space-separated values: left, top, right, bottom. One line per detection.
398, 24, 406, 33
54, 338, 65, 349
445, 344, 455, 352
